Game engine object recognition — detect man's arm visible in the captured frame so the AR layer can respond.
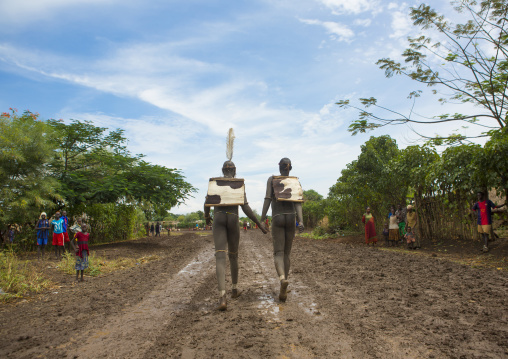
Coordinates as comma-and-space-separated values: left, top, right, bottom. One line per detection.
260, 177, 273, 222
295, 202, 304, 233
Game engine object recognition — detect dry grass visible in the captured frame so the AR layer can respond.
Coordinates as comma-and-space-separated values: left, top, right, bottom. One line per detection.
57, 252, 161, 277
0, 251, 54, 302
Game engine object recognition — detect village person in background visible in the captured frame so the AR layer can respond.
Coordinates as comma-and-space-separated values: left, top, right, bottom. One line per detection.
70, 223, 90, 282
145, 222, 149, 236
61, 210, 70, 252
382, 223, 389, 246
389, 206, 399, 246
51, 211, 65, 260
471, 191, 506, 252
155, 221, 161, 236
361, 206, 377, 246
204, 129, 268, 311
405, 205, 420, 249
150, 223, 154, 236
8, 225, 15, 244
36, 212, 50, 260
404, 226, 417, 250
396, 204, 407, 243
261, 157, 304, 303
243, 220, 247, 232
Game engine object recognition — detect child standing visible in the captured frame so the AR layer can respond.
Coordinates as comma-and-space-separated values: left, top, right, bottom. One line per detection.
51, 212, 65, 260
404, 226, 416, 250
71, 223, 89, 282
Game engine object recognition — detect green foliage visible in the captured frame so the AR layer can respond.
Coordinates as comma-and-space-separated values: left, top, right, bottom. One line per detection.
302, 190, 326, 228
47, 119, 195, 218
337, 0, 508, 143
0, 109, 62, 230
328, 136, 407, 231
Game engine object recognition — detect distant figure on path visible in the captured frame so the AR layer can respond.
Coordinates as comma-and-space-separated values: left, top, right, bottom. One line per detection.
150, 223, 154, 236
155, 222, 161, 236
361, 206, 377, 246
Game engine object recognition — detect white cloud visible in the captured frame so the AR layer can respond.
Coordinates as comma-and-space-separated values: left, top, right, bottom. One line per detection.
354, 18, 372, 27
317, 0, 381, 15
299, 18, 354, 42
389, 10, 412, 38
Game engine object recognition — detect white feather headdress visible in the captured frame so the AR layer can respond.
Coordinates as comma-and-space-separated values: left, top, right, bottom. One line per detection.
226, 128, 235, 161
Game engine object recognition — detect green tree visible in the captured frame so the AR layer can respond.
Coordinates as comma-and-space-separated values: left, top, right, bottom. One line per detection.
337, 0, 508, 143
302, 190, 326, 228
47, 119, 195, 216
328, 136, 406, 231
0, 109, 62, 229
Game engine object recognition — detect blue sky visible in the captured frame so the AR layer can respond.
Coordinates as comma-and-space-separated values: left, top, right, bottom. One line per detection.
0, 0, 490, 214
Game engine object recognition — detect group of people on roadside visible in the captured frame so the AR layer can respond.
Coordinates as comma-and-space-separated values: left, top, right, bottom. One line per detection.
35, 211, 90, 281
361, 190, 506, 252
362, 204, 420, 249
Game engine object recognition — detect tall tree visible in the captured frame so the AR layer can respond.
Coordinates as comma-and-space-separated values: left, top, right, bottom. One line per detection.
0, 110, 62, 227
337, 0, 508, 143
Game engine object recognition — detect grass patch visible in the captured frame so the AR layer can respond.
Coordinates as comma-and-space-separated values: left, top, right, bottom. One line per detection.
57, 252, 161, 277
0, 251, 54, 302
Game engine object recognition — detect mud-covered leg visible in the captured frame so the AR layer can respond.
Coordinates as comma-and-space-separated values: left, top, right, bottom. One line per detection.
283, 214, 295, 280
213, 213, 228, 310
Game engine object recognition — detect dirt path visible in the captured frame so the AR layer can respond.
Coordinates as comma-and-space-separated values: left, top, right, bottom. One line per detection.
1, 231, 508, 358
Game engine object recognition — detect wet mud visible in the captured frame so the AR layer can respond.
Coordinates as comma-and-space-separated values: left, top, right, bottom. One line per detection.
1, 231, 507, 358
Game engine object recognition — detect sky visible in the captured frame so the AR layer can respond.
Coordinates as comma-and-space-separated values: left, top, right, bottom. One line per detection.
0, 0, 492, 214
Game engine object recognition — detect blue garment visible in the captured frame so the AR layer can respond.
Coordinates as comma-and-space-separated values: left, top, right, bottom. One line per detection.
52, 218, 65, 234
61, 216, 69, 232
37, 219, 49, 245
8, 230, 14, 243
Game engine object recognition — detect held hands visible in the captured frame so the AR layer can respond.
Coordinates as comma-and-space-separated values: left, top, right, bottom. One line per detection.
206, 217, 213, 226
259, 223, 268, 234
298, 223, 304, 233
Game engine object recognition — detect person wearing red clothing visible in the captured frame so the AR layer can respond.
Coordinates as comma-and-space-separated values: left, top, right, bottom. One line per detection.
70, 223, 90, 282
471, 191, 506, 252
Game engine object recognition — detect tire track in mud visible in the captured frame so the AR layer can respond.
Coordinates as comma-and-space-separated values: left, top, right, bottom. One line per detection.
70, 244, 216, 359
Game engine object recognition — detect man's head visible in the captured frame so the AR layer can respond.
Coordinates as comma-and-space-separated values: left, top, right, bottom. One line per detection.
407, 226, 412, 233
366, 206, 371, 214
477, 191, 485, 202
279, 158, 292, 176
398, 204, 403, 210
41, 212, 46, 220
62, 211, 67, 217
222, 160, 236, 178
407, 204, 413, 212
54, 212, 61, 220
81, 223, 87, 232
390, 206, 395, 212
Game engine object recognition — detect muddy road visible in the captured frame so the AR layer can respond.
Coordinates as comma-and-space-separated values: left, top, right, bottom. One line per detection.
1, 231, 508, 358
